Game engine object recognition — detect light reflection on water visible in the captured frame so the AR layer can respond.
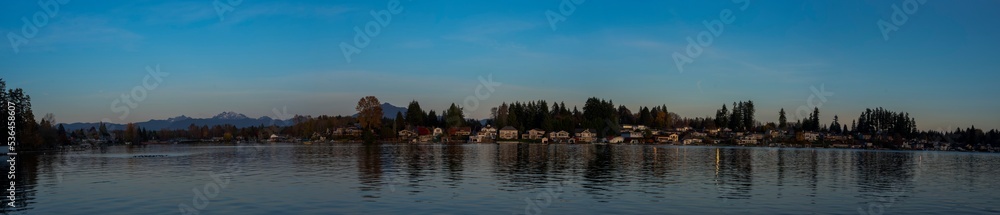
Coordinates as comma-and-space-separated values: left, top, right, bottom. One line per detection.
2, 143, 999, 214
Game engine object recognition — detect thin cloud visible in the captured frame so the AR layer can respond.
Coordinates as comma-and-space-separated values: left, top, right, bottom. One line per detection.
24, 16, 143, 52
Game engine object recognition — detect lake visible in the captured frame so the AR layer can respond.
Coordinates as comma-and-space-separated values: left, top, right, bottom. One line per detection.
2, 143, 999, 214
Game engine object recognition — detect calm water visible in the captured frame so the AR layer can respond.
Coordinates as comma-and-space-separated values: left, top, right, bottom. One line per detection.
2, 143, 999, 214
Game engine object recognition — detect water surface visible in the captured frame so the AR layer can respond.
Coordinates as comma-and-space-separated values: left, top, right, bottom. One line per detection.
2, 143, 999, 214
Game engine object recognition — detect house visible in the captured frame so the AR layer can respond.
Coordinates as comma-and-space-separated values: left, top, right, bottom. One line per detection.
479, 125, 497, 138
527, 129, 546, 140
416, 127, 432, 136
683, 138, 703, 145
825, 134, 847, 141
738, 136, 758, 145
549, 130, 570, 140
608, 136, 625, 144
398, 130, 416, 138
690, 132, 707, 138
575, 129, 596, 143
345, 127, 362, 137
433, 127, 444, 136
450, 127, 472, 136
707, 128, 721, 135
268, 134, 285, 142
768, 130, 784, 138
656, 133, 679, 143
499, 126, 519, 140
803, 132, 820, 141
621, 131, 643, 139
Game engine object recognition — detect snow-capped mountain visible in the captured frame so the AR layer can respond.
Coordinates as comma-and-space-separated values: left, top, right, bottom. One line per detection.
212, 111, 250, 120
61, 112, 292, 131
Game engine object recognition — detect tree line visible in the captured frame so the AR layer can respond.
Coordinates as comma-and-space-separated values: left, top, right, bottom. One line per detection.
2, 82, 999, 148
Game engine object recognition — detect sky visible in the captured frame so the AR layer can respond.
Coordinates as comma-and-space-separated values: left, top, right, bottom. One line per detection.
1, 0, 998, 131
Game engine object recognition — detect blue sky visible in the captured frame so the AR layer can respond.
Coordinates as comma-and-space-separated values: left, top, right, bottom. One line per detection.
1, 0, 998, 131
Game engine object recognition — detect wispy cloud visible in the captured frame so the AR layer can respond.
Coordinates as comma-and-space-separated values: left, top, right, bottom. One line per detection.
398, 39, 433, 49
443, 14, 540, 50
25, 16, 143, 52
218, 3, 353, 25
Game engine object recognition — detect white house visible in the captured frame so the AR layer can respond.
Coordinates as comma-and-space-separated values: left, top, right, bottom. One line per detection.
621, 131, 643, 139
656, 134, 679, 143
549, 130, 570, 140
803, 132, 820, 141
575, 129, 596, 143
398, 130, 416, 138
608, 136, 625, 144
499, 126, 519, 140
527, 129, 546, 140
479, 125, 497, 138
433, 127, 444, 136
690, 132, 707, 137
683, 138, 703, 145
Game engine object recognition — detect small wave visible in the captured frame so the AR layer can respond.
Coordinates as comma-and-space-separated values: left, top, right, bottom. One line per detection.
132, 154, 169, 158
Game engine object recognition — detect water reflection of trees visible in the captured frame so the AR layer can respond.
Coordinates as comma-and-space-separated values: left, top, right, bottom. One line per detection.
715, 148, 753, 200
357, 144, 383, 197
854, 151, 916, 202
443, 144, 464, 186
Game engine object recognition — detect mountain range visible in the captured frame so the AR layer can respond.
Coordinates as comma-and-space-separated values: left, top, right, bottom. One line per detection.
61, 103, 411, 131
60, 112, 294, 131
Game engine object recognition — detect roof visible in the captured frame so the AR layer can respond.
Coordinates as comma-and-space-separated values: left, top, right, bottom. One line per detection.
574, 128, 594, 133
416, 127, 431, 135
500, 126, 517, 131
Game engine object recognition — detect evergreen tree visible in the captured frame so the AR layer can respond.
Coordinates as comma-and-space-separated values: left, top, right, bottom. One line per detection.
778, 108, 787, 129
406, 100, 425, 127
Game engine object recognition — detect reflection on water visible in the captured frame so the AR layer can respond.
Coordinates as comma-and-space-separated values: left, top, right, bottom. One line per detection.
2, 144, 999, 214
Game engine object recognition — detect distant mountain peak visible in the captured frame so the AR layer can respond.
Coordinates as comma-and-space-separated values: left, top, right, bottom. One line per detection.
353, 102, 407, 119
167, 115, 191, 122
213, 111, 249, 120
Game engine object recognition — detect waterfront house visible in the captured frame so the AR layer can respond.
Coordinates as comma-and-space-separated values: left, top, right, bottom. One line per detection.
345, 127, 363, 137
803, 132, 820, 141
480, 125, 497, 137
609, 136, 625, 143
398, 130, 416, 139
527, 129, 546, 140
738, 135, 758, 145
683, 138, 703, 145
499, 126, 519, 140
433, 127, 444, 136
575, 129, 596, 143
656, 133, 679, 143
621, 130, 643, 139
450, 127, 472, 136
549, 130, 571, 140
708, 128, 721, 136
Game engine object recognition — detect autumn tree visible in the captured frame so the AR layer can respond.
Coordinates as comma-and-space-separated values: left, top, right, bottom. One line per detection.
356, 96, 383, 130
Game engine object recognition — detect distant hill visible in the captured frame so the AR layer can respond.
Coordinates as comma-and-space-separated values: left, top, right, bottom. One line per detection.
353, 102, 407, 119
60, 111, 293, 131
